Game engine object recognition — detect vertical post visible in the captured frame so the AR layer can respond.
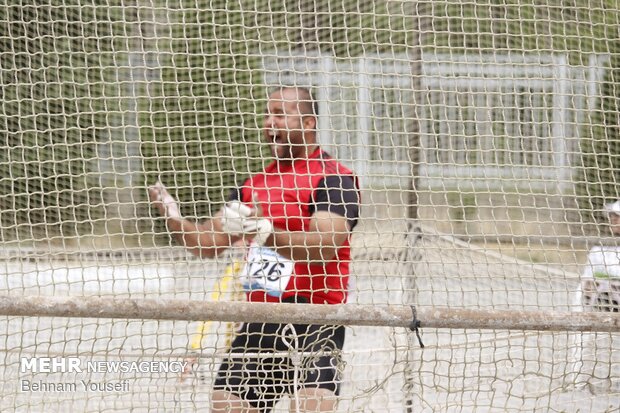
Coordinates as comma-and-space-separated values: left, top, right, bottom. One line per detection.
357, 57, 371, 188
403, 2, 429, 412
317, 54, 334, 154
587, 54, 599, 113
552, 54, 569, 193
99, 1, 156, 241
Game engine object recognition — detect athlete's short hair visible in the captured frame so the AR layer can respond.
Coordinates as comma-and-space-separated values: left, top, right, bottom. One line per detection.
269, 86, 318, 118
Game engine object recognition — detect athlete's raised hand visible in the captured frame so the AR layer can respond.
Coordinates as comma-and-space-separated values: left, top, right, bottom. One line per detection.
148, 181, 182, 220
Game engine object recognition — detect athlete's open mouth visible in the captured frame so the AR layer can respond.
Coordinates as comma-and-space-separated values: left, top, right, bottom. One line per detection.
267, 129, 286, 144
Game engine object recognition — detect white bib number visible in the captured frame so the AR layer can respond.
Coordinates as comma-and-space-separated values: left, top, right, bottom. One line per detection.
241, 245, 294, 297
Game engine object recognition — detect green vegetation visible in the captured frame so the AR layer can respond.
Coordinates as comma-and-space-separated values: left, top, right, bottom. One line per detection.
424, 0, 620, 222
447, 192, 477, 222
0, 0, 618, 243
139, 3, 266, 221
129, 0, 414, 227
425, 0, 618, 56
0, 1, 125, 240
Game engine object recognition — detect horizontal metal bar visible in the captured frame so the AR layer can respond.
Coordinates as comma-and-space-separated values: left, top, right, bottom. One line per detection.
0, 295, 618, 333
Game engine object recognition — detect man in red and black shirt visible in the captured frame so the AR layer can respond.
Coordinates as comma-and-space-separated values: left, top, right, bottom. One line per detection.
149, 86, 360, 412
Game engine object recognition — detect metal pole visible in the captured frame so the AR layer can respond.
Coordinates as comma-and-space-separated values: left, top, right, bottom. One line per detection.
0, 295, 618, 332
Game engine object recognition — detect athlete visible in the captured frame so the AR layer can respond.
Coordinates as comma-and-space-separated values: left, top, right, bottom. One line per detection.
579, 199, 620, 313
149, 86, 360, 412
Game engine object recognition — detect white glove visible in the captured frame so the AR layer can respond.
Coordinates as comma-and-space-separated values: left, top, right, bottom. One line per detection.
221, 201, 253, 234
149, 181, 181, 219
247, 218, 273, 247
221, 201, 273, 246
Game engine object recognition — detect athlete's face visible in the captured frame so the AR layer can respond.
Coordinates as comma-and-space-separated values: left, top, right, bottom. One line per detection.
263, 89, 316, 161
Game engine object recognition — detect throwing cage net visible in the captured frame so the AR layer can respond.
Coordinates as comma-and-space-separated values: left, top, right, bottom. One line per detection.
1, 1, 619, 411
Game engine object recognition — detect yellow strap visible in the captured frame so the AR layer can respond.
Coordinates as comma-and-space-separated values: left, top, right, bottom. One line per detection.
188, 262, 242, 350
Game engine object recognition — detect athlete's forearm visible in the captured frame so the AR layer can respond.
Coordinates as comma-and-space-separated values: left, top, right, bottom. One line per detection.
266, 211, 350, 262
165, 216, 236, 259
268, 231, 342, 262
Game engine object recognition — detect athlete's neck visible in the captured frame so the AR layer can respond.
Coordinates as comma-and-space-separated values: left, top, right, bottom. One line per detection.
304, 145, 320, 158
275, 145, 321, 165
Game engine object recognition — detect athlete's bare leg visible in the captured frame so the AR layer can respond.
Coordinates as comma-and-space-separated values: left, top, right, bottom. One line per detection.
211, 390, 260, 413
290, 387, 338, 412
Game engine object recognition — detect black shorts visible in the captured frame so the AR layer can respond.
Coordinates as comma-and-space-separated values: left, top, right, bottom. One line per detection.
213, 321, 346, 411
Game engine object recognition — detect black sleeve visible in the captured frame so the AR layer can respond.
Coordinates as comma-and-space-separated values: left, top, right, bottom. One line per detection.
227, 187, 241, 202
310, 175, 360, 230
227, 176, 249, 202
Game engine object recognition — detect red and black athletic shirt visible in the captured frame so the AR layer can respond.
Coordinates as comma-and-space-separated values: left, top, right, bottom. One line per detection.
230, 148, 360, 304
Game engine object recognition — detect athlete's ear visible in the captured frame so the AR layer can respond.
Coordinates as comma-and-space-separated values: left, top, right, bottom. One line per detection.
303, 115, 316, 131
